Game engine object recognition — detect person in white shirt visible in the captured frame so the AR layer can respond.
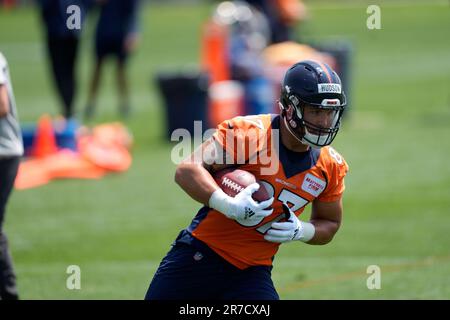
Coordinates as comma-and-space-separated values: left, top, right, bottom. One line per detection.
0, 51, 23, 300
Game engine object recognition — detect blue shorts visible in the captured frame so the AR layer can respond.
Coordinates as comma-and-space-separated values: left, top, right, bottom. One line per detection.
145, 230, 279, 300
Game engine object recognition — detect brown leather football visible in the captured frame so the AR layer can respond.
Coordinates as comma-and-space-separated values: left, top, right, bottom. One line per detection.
213, 168, 270, 202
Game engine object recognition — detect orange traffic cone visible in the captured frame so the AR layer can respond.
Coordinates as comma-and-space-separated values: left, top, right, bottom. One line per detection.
200, 20, 230, 84
32, 114, 58, 158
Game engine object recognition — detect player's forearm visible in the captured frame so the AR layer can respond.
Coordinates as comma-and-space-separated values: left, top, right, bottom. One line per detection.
0, 85, 9, 118
175, 163, 219, 206
306, 219, 340, 245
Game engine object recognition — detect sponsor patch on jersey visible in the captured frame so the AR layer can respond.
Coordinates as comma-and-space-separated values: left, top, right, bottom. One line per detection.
301, 173, 326, 197
318, 83, 341, 94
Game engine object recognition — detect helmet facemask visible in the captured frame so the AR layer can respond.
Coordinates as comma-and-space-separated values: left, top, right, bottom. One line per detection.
281, 94, 345, 148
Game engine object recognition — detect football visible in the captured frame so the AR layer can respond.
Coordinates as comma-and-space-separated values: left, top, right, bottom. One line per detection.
212, 168, 270, 202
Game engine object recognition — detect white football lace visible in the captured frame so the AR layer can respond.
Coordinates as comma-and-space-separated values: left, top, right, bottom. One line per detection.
222, 177, 244, 193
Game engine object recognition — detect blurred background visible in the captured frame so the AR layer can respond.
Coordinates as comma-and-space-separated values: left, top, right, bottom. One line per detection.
0, 0, 449, 299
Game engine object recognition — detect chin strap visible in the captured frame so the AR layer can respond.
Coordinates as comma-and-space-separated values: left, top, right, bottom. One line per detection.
279, 101, 303, 143
282, 114, 304, 144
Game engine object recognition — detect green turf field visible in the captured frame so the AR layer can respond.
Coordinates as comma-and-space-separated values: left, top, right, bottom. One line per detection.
0, 0, 449, 299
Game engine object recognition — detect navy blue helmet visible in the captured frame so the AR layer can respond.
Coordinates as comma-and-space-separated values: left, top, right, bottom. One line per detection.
279, 60, 347, 148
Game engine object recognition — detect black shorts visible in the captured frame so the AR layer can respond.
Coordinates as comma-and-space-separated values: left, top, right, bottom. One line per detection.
144, 230, 279, 300
95, 37, 128, 63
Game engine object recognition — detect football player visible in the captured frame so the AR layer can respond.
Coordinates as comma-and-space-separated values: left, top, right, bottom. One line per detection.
145, 60, 349, 300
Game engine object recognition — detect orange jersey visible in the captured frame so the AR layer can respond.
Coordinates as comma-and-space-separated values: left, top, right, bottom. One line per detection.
188, 114, 349, 269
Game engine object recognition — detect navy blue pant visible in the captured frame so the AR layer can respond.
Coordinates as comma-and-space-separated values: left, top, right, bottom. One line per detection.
145, 231, 279, 300
0, 156, 20, 300
47, 36, 79, 118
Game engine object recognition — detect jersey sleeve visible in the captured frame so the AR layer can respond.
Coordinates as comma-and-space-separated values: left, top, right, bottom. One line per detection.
317, 147, 349, 202
212, 115, 270, 165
